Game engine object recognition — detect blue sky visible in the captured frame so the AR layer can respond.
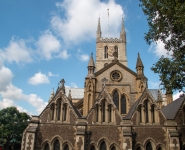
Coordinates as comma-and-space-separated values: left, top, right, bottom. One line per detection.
0, 0, 179, 115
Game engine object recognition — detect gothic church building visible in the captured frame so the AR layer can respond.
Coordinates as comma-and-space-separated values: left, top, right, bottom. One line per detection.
21, 18, 185, 150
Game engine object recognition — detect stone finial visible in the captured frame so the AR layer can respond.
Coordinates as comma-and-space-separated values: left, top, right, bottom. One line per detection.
87, 53, 95, 77
59, 79, 65, 93
102, 77, 108, 87
136, 53, 144, 68
48, 88, 55, 102
68, 89, 72, 101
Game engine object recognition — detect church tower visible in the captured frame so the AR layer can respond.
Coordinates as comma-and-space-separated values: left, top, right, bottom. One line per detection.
95, 18, 127, 71
83, 53, 96, 116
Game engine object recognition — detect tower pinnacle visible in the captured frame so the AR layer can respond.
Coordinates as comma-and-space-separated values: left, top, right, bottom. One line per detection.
96, 17, 102, 39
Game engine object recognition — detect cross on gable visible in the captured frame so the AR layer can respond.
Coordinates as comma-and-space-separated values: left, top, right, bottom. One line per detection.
102, 77, 108, 87
60, 79, 65, 87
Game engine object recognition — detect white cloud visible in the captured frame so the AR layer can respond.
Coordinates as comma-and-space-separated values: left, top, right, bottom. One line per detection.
48, 71, 59, 77
173, 91, 184, 100
56, 50, 70, 59
51, 0, 124, 44
0, 38, 33, 64
0, 66, 13, 91
148, 40, 172, 58
76, 49, 89, 61
26, 94, 48, 113
36, 30, 61, 60
71, 83, 78, 88
28, 72, 50, 85
0, 99, 15, 109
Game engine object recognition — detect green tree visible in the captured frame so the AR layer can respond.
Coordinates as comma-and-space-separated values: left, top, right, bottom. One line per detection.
0, 107, 31, 150
139, 0, 185, 92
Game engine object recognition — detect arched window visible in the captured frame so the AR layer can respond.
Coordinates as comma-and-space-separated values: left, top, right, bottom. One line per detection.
88, 94, 91, 111
139, 105, 142, 123
111, 146, 116, 150
54, 140, 60, 150
157, 147, 162, 150
114, 46, 118, 58
90, 145, 95, 150
136, 146, 141, 150
108, 104, 112, 122
57, 99, 61, 120
102, 100, 106, 122
100, 141, 106, 150
96, 105, 99, 122
146, 142, 153, 150
63, 104, 67, 121
144, 100, 148, 123
121, 95, 126, 114
151, 105, 155, 123
113, 91, 119, 110
104, 46, 108, 58
51, 104, 55, 120
63, 144, 69, 150
44, 143, 50, 150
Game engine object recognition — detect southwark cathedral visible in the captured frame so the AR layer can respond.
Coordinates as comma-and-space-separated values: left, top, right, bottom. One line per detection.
21, 18, 185, 150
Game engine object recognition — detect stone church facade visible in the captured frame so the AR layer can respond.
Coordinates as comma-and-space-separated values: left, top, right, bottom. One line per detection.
21, 18, 185, 150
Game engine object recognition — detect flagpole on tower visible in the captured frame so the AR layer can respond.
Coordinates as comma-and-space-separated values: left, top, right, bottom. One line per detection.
107, 8, 109, 38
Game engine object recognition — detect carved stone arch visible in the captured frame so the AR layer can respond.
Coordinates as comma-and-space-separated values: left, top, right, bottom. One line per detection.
51, 137, 62, 150
97, 137, 110, 149
143, 138, 156, 150
110, 143, 120, 150
156, 144, 166, 150
62, 141, 73, 150
88, 142, 97, 150
41, 140, 51, 150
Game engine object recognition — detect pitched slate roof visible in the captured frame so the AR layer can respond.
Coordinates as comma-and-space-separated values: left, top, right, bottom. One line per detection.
65, 87, 84, 99
161, 95, 185, 119
148, 89, 160, 101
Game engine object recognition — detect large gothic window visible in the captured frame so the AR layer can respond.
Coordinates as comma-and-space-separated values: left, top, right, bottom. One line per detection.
113, 91, 119, 110
146, 142, 153, 150
51, 103, 55, 120
63, 144, 69, 150
44, 143, 50, 150
104, 46, 108, 58
102, 100, 106, 122
54, 140, 60, 150
121, 95, 126, 114
100, 141, 106, 150
144, 100, 149, 123
63, 104, 67, 121
57, 99, 61, 120
90, 145, 95, 150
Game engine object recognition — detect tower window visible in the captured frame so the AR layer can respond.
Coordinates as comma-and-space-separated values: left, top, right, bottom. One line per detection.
121, 95, 126, 114
102, 100, 106, 122
114, 46, 118, 58
104, 46, 108, 58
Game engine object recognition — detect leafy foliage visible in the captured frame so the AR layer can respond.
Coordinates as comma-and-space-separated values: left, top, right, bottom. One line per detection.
0, 107, 31, 150
140, 0, 185, 92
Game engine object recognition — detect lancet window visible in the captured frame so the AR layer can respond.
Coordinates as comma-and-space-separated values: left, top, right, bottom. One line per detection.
57, 99, 61, 120
50, 103, 55, 120
100, 141, 106, 150
104, 46, 108, 58
113, 91, 119, 110
102, 100, 106, 122
121, 95, 126, 114
44, 143, 50, 150
54, 140, 60, 150
157, 147, 162, 150
114, 46, 118, 58
111, 146, 116, 150
151, 105, 155, 123
63, 104, 67, 121
139, 105, 142, 123
90, 145, 95, 150
96, 105, 99, 122
63, 144, 69, 150
146, 142, 153, 150
108, 104, 112, 122
144, 100, 149, 123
